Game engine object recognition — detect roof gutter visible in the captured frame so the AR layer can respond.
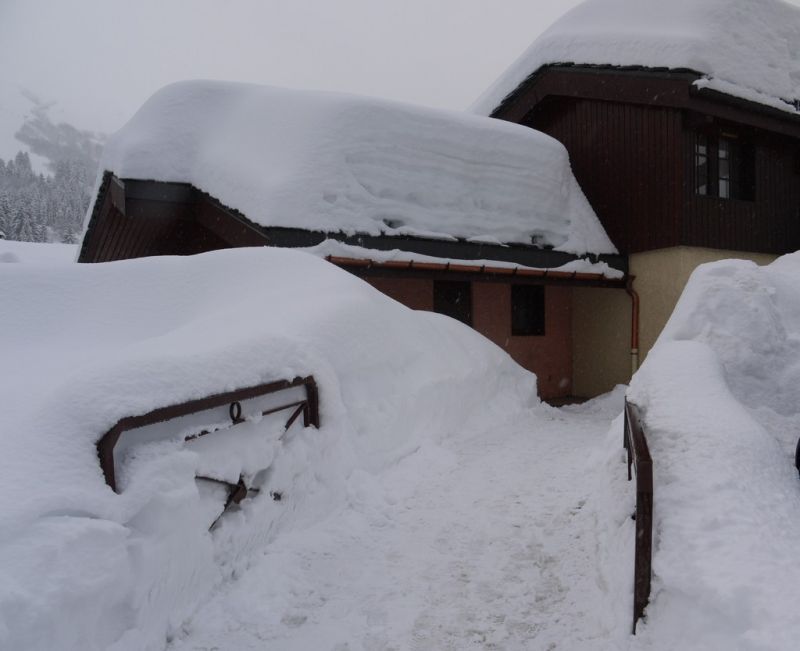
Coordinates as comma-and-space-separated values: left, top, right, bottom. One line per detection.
326, 255, 627, 288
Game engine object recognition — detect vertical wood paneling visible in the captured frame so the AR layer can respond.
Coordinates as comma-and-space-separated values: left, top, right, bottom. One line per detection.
683, 129, 800, 253
531, 95, 799, 255
530, 98, 683, 253
81, 194, 271, 263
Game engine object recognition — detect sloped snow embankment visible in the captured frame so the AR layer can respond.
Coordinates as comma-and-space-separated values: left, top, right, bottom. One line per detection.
0, 245, 536, 651
626, 254, 800, 650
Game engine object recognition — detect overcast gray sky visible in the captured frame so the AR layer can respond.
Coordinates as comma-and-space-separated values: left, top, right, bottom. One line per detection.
2, 0, 800, 158
0, 0, 586, 142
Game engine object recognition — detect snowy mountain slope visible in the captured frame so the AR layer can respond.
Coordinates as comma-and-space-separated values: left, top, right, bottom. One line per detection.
0, 244, 537, 651
472, 0, 800, 117
97, 80, 615, 255
627, 253, 800, 650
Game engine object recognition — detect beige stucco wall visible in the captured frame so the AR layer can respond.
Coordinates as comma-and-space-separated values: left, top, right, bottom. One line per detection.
571, 246, 777, 398
572, 286, 631, 398
630, 246, 778, 362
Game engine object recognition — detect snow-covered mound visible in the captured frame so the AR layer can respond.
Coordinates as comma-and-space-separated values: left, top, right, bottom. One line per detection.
97, 80, 615, 255
0, 238, 77, 264
472, 0, 800, 117
0, 245, 536, 651
626, 253, 800, 649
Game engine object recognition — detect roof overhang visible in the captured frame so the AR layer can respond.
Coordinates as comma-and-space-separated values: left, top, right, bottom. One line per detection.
491, 64, 800, 139
80, 173, 628, 276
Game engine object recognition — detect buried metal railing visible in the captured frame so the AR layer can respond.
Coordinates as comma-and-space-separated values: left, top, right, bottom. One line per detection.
623, 399, 653, 634
96, 375, 319, 494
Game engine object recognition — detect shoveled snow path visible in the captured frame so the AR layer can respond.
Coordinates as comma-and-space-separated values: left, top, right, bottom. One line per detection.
169, 403, 620, 650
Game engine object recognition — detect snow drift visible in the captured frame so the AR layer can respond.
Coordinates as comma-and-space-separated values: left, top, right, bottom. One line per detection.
472, 0, 800, 117
0, 244, 536, 651
626, 253, 800, 650
95, 80, 615, 255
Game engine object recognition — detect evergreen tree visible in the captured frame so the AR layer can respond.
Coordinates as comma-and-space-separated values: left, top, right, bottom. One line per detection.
0, 103, 102, 243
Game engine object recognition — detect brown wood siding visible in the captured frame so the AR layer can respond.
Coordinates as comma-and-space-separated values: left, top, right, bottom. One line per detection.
683, 129, 800, 253
90, 208, 182, 262
498, 67, 800, 256
81, 195, 269, 262
528, 97, 684, 254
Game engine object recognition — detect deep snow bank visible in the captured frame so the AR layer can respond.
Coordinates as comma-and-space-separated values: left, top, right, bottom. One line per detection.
96, 80, 615, 255
0, 238, 77, 264
626, 254, 800, 649
472, 0, 800, 117
0, 245, 536, 651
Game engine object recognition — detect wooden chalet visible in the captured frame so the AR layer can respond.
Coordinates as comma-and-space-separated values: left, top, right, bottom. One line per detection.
474, 0, 800, 390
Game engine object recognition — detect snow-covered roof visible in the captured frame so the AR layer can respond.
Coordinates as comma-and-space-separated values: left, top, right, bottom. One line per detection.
98, 80, 616, 256
472, 0, 800, 117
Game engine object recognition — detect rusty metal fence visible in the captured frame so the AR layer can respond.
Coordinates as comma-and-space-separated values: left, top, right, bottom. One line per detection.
97, 375, 319, 493
623, 399, 653, 634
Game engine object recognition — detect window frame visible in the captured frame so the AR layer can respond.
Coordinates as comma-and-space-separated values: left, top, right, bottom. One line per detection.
510, 284, 545, 337
433, 280, 472, 326
693, 130, 755, 202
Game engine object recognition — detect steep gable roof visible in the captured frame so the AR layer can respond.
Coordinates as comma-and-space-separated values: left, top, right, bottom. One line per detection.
472, 0, 800, 118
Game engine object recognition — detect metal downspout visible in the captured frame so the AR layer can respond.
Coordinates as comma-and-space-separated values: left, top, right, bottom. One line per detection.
626, 276, 640, 376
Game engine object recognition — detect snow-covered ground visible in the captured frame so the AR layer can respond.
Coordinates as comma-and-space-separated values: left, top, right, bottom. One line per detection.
165, 389, 631, 651
5, 242, 800, 650
626, 254, 800, 650
0, 242, 545, 650
0, 238, 77, 264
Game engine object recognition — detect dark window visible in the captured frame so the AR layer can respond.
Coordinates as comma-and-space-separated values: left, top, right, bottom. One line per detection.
695, 134, 708, 196
511, 284, 545, 336
433, 280, 472, 326
718, 137, 732, 199
694, 131, 755, 201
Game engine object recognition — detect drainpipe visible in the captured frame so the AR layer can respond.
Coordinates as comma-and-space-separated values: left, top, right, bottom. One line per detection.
626, 276, 640, 376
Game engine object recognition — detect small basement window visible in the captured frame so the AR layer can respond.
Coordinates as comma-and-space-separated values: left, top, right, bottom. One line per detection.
694, 131, 755, 201
511, 284, 545, 336
433, 280, 472, 326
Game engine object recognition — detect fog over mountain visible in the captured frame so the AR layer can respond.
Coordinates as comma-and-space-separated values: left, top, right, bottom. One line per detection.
0, 93, 100, 242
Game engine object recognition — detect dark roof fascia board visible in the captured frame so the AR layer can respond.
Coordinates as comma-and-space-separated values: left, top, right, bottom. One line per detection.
493, 64, 800, 138
687, 85, 800, 136
490, 64, 702, 120
198, 182, 628, 273
124, 178, 200, 204
268, 227, 627, 274
80, 173, 627, 274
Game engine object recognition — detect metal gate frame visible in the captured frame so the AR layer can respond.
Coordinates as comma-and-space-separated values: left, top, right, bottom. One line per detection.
97, 375, 319, 493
